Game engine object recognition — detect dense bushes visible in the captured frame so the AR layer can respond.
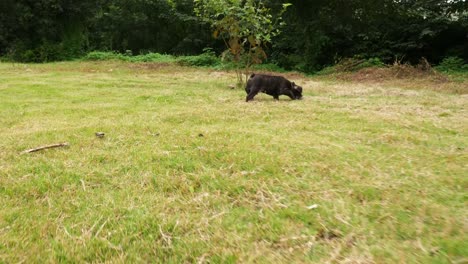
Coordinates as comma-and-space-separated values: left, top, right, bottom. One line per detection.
177, 48, 220, 67
83, 50, 219, 67
435, 57, 468, 72
84, 51, 177, 63
0, 0, 466, 72
271, 0, 467, 72
42, 50, 466, 76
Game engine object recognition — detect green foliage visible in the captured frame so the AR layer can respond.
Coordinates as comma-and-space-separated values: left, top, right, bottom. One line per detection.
83, 51, 176, 63
0, 0, 213, 62
435, 57, 468, 72
251, 63, 286, 72
5, 39, 85, 63
177, 48, 221, 67
0, 0, 91, 62
356, 58, 385, 70
84, 51, 124, 61
130, 53, 176, 63
212, 61, 286, 73
317, 58, 385, 75
1, 0, 466, 71
194, 0, 290, 84
81, 50, 286, 71
271, 0, 468, 72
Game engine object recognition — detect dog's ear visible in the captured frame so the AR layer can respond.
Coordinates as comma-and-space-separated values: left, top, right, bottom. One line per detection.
296, 86, 303, 93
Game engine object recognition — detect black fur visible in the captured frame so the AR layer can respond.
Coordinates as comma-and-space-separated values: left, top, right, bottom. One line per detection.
245, 74, 303, 102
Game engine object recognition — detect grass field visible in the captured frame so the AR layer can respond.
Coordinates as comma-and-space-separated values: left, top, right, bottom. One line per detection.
0, 61, 467, 263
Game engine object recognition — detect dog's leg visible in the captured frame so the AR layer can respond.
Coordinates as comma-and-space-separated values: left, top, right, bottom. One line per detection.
246, 87, 259, 102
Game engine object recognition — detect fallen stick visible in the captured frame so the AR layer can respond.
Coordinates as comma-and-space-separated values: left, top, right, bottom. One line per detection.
22, 142, 70, 154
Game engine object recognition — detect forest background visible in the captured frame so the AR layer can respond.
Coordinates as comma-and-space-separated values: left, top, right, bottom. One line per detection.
0, 0, 467, 72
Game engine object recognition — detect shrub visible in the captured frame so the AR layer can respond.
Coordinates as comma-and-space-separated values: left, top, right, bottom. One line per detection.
435, 57, 468, 72
271, 53, 310, 72
177, 48, 220, 67
20, 50, 39, 62
359, 58, 385, 69
3, 35, 85, 62
316, 57, 385, 75
129, 53, 176, 63
83, 51, 124, 61
251, 63, 286, 72
83, 51, 177, 63
80, 50, 286, 72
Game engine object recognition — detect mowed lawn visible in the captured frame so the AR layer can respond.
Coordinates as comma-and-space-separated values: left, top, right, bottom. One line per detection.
0, 61, 466, 263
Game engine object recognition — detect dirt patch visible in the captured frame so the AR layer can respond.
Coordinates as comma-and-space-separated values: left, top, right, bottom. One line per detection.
316, 229, 343, 241
127, 62, 175, 71
337, 66, 449, 83
316, 65, 467, 94
209, 71, 231, 78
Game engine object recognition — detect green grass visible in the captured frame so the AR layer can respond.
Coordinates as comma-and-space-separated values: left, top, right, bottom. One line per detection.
0, 61, 467, 263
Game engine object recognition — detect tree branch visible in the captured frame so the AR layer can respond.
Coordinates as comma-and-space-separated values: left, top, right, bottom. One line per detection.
21, 142, 70, 154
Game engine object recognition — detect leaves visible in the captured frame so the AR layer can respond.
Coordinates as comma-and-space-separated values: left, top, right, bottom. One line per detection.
1, 0, 465, 70
194, 0, 290, 70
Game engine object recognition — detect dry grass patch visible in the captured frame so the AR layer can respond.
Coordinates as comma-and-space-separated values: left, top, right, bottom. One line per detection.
315, 65, 468, 94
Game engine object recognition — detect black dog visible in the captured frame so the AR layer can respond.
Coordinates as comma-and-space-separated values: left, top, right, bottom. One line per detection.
245, 74, 303, 102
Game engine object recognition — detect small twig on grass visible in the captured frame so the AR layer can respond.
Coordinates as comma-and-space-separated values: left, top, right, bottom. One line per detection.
159, 225, 173, 247
197, 253, 209, 264
94, 218, 109, 238
80, 179, 87, 191
21, 142, 69, 154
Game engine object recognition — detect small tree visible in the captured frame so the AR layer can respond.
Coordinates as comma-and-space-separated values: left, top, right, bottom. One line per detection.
195, 0, 290, 86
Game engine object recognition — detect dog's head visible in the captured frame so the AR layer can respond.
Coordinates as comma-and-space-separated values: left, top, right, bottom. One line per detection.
291, 82, 303, 100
